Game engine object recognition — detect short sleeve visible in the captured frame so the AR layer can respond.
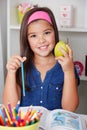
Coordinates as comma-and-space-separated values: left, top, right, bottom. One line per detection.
74, 67, 80, 86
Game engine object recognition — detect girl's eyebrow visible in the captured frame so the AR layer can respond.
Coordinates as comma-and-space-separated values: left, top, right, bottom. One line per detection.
43, 28, 53, 31
28, 28, 53, 35
27, 31, 37, 36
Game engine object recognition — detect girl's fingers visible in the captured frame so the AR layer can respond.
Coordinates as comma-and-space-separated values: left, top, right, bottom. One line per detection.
11, 55, 26, 62
9, 56, 27, 65
6, 56, 27, 72
66, 44, 73, 57
58, 46, 69, 57
22, 57, 27, 62
55, 56, 64, 61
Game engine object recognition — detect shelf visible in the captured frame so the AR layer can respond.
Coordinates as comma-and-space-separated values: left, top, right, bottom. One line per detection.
10, 25, 20, 30
10, 25, 87, 33
59, 27, 87, 33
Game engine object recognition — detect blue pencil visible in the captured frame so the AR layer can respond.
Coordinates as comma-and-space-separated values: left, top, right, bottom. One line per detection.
21, 62, 25, 96
15, 100, 20, 113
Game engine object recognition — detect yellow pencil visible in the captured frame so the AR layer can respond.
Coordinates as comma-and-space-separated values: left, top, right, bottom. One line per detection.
4, 107, 12, 124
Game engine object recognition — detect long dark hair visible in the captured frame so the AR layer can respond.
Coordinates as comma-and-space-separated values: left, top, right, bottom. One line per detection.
16, 7, 59, 89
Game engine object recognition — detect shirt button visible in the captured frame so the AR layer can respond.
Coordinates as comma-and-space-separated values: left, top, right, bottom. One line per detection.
41, 86, 43, 89
40, 100, 43, 103
56, 87, 58, 90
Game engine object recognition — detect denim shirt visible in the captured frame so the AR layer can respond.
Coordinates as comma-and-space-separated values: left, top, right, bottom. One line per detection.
20, 61, 79, 110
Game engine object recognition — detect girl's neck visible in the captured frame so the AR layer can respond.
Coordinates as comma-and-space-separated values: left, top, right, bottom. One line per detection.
33, 54, 55, 65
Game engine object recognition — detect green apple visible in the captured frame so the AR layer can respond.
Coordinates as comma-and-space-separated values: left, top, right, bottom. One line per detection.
54, 41, 69, 57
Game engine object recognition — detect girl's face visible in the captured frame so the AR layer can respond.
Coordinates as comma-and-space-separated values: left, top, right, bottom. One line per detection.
27, 20, 55, 57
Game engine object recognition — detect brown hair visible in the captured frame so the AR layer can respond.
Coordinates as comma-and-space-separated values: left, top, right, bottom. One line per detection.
16, 7, 59, 89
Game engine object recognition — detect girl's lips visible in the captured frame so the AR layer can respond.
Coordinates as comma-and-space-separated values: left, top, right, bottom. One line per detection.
39, 45, 49, 50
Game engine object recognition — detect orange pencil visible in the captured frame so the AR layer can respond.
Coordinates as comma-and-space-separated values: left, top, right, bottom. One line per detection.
24, 108, 32, 121
27, 109, 37, 123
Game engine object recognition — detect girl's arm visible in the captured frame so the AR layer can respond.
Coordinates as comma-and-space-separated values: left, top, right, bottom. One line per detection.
2, 55, 26, 108
57, 44, 79, 112
3, 72, 21, 108
62, 70, 79, 112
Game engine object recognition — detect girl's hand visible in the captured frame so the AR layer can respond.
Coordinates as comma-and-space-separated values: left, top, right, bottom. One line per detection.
6, 55, 26, 74
55, 44, 74, 73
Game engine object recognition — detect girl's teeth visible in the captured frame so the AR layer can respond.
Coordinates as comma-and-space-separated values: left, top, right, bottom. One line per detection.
40, 45, 48, 49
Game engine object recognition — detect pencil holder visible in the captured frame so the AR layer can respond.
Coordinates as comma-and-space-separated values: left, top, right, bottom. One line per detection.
0, 121, 39, 130
0, 106, 40, 130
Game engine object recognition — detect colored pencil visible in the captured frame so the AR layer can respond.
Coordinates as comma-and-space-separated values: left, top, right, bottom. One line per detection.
15, 100, 20, 113
12, 107, 17, 119
7, 102, 13, 120
4, 107, 12, 124
1, 107, 7, 118
0, 115, 5, 126
24, 108, 32, 121
21, 62, 25, 96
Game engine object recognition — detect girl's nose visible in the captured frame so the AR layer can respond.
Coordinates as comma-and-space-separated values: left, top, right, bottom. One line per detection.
38, 34, 45, 43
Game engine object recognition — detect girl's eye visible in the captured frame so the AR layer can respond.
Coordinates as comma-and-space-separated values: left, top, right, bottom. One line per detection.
45, 31, 51, 35
30, 34, 36, 38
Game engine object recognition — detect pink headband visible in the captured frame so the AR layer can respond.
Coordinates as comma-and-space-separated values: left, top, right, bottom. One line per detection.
27, 11, 52, 25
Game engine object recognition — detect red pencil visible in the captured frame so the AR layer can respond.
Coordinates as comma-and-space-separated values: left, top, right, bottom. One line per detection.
0, 115, 5, 126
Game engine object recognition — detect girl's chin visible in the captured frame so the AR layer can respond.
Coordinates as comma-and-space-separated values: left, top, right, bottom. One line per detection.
36, 49, 53, 57
38, 52, 52, 57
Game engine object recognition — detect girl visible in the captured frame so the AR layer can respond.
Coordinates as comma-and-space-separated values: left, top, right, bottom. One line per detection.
3, 7, 79, 111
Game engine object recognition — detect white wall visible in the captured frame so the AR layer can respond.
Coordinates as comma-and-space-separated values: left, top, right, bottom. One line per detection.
0, 24, 4, 103
0, 0, 7, 103
0, 1, 7, 75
